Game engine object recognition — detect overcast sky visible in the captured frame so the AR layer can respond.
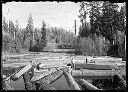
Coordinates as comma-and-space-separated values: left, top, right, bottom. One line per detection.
2, 2, 84, 34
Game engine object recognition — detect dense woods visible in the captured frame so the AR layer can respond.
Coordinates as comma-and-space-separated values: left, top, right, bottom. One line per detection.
2, 1, 126, 58
77, 1, 126, 57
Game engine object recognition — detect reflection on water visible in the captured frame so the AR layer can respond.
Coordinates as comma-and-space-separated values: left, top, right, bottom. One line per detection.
10, 76, 25, 90
51, 75, 71, 90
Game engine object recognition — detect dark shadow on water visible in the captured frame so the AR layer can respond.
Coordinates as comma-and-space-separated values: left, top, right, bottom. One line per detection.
10, 76, 25, 90
51, 75, 71, 90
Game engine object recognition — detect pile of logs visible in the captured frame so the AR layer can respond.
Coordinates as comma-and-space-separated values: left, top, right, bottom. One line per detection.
2, 63, 126, 90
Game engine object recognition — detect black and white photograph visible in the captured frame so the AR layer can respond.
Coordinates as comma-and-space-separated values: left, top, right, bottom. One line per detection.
2, 1, 126, 90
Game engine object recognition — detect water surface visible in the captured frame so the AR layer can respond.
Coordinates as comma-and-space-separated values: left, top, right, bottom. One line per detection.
51, 75, 71, 90
10, 76, 25, 90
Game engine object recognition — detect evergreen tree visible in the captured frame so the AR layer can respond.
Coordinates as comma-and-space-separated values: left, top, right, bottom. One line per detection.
40, 20, 47, 51
2, 16, 9, 33
15, 19, 19, 39
9, 20, 15, 38
26, 13, 34, 48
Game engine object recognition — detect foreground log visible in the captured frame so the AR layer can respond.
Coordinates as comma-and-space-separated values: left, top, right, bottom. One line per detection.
63, 71, 81, 90
23, 67, 36, 90
113, 74, 126, 89
35, 82, 56, 90
11, 65, 33, 81
72, 69, 125, 79
77, 79, 100, 90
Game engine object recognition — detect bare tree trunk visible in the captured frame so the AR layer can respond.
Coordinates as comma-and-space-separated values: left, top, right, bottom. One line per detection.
14, 31, 15, 39
125, 35, 126, 55
32, 31, 35, 46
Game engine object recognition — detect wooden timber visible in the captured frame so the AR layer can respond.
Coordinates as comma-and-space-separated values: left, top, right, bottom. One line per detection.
77, 79, 100, 90
11, 65, 33, 81
71, 69, 126, 79
63, 71, 81, 90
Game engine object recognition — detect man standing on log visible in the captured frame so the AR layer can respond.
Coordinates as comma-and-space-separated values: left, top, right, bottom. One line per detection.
37, 63, 41, 70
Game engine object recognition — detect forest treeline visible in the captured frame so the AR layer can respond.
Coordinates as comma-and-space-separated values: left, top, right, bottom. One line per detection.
2, 1, 126, 58
2, 14, 75, 53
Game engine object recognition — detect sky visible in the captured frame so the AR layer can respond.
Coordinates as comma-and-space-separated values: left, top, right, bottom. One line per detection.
2, 2, 124, 35
2, 2, 83, 34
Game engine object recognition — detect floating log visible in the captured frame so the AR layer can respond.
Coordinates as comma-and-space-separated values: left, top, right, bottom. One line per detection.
113, 74, 126, 89
31, 68, 57, 82
73, 56, 122, 62
72, 69, 126, 79
74, 63, 124, 70
77, 79, 100, 90
11, 65, 33, 81
23, 67, 36, 90
39, 64, 67, 69
63, 71, 81, 90
3, 62, 30, 68
35, 82, 56, 90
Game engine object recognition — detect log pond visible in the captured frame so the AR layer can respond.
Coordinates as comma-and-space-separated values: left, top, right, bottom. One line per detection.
3, 68, 119, 90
